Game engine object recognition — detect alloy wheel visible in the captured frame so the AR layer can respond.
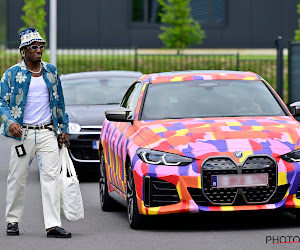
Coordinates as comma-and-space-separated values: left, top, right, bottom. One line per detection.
99, 153, 106, 206
127, 165, 134, 223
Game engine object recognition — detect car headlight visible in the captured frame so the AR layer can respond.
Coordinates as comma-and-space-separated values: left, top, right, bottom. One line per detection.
281, 149, 300, 162
137, 149, 193, 166
69, 122, 81, 133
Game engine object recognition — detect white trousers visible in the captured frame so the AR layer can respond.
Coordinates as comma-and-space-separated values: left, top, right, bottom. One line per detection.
5, 126, 62, 229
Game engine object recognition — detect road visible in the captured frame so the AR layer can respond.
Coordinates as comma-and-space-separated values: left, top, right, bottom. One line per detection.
0, 136, 300, 249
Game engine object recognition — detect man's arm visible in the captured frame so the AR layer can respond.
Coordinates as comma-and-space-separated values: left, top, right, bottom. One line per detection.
56, 70, 69, 146
0, 71, 21, 137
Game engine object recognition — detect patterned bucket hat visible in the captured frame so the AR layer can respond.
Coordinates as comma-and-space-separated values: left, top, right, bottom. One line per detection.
19, 28, 46, 49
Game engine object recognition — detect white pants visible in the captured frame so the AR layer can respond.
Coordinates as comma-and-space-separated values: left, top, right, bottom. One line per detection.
5, 126, 62, 229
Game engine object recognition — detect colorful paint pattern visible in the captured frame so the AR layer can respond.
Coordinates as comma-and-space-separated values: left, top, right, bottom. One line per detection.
100, 71, 300, 216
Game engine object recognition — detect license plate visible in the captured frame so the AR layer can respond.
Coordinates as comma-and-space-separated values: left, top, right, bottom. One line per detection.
92, 140, 99, 150
211, 173, 269, 188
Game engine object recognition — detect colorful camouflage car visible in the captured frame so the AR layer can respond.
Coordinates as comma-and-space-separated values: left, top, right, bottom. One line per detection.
99, 70, 300, 229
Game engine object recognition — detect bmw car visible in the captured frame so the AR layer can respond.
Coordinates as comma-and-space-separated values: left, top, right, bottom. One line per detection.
61, 70, 142, 178
99, 70, 300, 228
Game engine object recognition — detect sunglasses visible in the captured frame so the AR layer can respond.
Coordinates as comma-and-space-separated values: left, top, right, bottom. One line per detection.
27, 44, 45, 51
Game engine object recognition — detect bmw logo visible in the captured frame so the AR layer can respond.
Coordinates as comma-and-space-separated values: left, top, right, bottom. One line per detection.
234, 151, 243, 158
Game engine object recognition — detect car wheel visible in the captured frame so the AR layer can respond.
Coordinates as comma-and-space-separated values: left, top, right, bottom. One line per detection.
99, 151, 115, 211
126, 162, 145, 229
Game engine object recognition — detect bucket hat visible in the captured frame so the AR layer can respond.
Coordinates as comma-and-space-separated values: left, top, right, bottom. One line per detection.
19, 28, 46, 49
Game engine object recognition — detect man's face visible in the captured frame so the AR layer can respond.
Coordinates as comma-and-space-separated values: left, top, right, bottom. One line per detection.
23, 42, 45, 62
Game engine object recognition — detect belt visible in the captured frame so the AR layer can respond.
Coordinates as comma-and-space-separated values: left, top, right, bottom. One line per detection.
23, 121, 53, 130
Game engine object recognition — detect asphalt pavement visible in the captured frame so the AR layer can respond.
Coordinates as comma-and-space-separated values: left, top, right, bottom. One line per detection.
0, 136, 300, 249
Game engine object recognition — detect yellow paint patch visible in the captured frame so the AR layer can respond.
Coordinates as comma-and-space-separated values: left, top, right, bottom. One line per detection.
176, 182, 183, 199
243, 77, 258, 80
141, 202, 147, 215
152, 127, 167, 133
293, 196, 300, 207
251, 126, 264, 131
175, 129, 189, 136
226, 122, 241, 126
278, 172, 287, 186
199, 124, 211, 128
220, 206, 234, 211
274, 125, 286, 128
239, 151, 253, 162
147, 207, 160, 215
171, 76, 185, 82
197, 176, 202, 189
209, 132, 216, 140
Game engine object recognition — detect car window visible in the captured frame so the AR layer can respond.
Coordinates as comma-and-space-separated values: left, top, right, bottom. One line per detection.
62, 77, 138, 105
121, 81, 143, 119
141, 80, 286, 120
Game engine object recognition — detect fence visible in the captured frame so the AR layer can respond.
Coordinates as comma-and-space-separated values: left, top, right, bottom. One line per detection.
0, 43, 288, 102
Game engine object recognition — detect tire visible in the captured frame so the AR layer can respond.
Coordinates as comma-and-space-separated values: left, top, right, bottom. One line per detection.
126, 162, 146, 229
99, 151, 115, 211
294, 211, 300, 225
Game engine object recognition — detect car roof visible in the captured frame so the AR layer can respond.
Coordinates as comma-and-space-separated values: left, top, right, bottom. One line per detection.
146, 70, 261, 84
60, 70, 143, 80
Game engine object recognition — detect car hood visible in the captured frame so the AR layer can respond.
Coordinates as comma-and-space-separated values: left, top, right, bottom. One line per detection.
134, 116, 300, 159
67, 104, 118, 126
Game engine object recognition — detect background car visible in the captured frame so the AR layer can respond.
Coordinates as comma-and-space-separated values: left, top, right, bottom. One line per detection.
99, 70, 300, 229
61, 70, 143, 179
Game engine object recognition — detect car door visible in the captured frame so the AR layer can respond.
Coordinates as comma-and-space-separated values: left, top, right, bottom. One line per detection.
109, 81, 144, 194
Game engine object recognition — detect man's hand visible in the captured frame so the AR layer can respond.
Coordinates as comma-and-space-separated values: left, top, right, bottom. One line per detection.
59, 133, 70, 148
9, 123, 22, 138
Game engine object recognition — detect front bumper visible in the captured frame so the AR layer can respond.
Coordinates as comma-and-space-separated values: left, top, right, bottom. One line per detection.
133, 155, 300, 215
68, 125, 102, 169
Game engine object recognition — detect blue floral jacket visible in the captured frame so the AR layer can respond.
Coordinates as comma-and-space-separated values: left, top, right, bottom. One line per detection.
0, 60, 69, 141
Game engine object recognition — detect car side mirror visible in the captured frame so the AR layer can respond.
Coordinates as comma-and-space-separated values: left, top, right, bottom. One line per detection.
105, 107, 133, 122
290, 102, 300, 117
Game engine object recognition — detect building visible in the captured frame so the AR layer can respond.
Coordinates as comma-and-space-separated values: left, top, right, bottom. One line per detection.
3, 0, 299, 48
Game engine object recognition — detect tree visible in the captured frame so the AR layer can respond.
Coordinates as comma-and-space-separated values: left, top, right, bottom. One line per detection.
20, 0, 47, 40
158, 0, 205, 54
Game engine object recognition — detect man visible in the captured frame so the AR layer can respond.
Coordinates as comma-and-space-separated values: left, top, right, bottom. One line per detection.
0, 28, 71, 238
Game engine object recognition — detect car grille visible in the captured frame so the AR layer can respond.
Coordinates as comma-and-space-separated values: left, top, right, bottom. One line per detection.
187, 187, 211, 206
268, 184, 290, 203
242, 157, 277, 203
202, 158, 238, 204
143, 176, 180, 207
201, 156, 277, 205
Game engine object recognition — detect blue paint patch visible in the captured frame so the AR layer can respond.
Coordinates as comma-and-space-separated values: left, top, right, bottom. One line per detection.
166, 122, 187, 131
240, 120, 261, 126
206, 140, 227, 152
191, 160, 199, 173
182, 145, 194, 154
193, 76, 204, 80
275, 120, 288, 124
157, 132, 165, 137
147, 165, 158, 177
178, 165, 189, 176
287, 170, 295, 184
131, 154, 140, 169
197, 205, 210, 212
229, 126, 242, 131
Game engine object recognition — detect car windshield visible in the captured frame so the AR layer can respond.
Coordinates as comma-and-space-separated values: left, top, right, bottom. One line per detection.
141, 80, 286, 120
62, 77, 137, 105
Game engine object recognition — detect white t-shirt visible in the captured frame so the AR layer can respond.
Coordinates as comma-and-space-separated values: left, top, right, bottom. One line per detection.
23, 76, 52, 125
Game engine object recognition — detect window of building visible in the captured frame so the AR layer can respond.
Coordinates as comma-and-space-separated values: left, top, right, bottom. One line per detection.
131, 0, 162, 24
131, 0, 225, 26
190, 0, 225, 25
